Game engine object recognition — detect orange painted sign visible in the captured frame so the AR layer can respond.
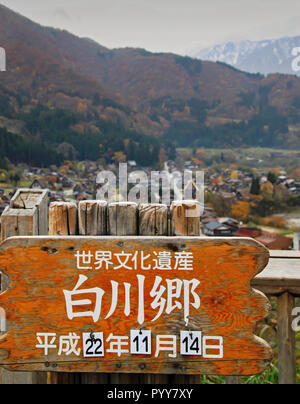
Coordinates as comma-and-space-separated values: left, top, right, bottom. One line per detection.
0, 236, 272, 375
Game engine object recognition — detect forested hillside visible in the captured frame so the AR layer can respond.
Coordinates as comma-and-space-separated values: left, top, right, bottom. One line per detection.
0, 4, 300, 168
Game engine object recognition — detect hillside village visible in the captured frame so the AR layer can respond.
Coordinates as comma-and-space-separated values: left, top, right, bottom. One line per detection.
0, 156, 299, 251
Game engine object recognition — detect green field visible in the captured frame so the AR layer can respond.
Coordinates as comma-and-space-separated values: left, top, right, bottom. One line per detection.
177, 147, 300, 172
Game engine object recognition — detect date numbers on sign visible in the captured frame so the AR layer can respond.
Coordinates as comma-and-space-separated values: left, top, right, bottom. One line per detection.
83, 332, 104, 358
180, 331, 223, 358
130, 330, 152, 355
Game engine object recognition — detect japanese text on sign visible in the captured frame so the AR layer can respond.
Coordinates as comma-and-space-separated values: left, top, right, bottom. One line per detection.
36, 331, 224, 359
75, 250, 194, 271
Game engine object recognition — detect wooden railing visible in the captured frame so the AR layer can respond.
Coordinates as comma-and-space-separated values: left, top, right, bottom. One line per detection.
0, 188, 299, 384
252, 250, 300, 385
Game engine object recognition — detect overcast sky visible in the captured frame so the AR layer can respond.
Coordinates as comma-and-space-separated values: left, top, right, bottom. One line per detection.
1, 0, 300, 54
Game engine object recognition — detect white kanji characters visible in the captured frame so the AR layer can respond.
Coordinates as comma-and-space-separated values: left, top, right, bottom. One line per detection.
136, 275, 145, 325
202, 336, 223, 359
74, 249, 195, 272
114, 251, 138, 270
183, 279, 201, 326
174, 252, 194, 271
105, 280, 132, 319
140, 251, 151, 270
58, 333, 81, 356
63, 275, 105, 323
155, 335, 177, 358
94, 251, 113, 270
63, 272, 199, 328
36, 333, 57, 356
150, 276, 201, 325
166, 279, 183, 314
75, 250, 93, 270
153, 251, 172, 270
104, 276, 145, 324
34, 330, 223, 360
150, 276, 166, 322
106, 333, 129, 357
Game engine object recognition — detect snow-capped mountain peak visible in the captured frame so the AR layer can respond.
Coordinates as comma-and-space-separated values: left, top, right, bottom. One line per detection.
189, 36, 300, 76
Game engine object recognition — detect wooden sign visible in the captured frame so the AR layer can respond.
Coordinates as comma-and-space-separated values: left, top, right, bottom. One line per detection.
0, 236, 272, 375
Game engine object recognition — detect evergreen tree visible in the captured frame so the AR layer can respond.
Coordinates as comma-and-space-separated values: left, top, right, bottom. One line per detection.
250, 177, 261, 195
267, 172, 277, 185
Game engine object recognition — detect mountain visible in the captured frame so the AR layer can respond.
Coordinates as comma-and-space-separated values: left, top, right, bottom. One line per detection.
189, 36, 300, 76
1, 4, 300, 168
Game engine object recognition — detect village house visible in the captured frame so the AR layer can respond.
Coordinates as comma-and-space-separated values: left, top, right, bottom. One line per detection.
203, 221, 236, 237
30, 178, 48, 190
218, 217, 240, 233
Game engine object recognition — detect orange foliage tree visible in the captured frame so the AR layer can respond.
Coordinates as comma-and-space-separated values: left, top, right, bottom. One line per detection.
112, 152, 126, 163
231, 201, 251, 223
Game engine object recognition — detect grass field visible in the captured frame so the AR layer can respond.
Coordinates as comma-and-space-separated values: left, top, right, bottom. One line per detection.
177, 147, 300, 172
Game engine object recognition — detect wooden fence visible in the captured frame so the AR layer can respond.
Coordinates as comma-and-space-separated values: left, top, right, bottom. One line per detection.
0, 189, 299, 384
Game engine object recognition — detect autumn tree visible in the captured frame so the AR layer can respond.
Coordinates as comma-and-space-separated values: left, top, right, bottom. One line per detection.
112, 151, 126, 163
195, 148, 207, 161
210, 193, 233, 217
291, 168, 300, 179
230, 171, 238, 181
261, 181, 274, 199
231, 201, 251, 223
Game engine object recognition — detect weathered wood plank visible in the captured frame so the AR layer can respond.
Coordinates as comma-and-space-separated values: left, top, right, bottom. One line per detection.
139, 204, 168, 236
171, 201, 201, 236
277, 292, 296, 384
0, 190, 49, 384
225, 376, 241, 384
78, 200, 109, 384
170, 201, 201, 384
10, 189, 48, 235
49, 202, 77, 236
78, 201, 107, 236
1, 208, 38, 241
0, 237, 272, 376
252, 258, 300, 296
269, 251, 300, 259
48, 202, 78, 384
139, 204, 169, 384
108, 202, 139, 384
108, 202, 138, 236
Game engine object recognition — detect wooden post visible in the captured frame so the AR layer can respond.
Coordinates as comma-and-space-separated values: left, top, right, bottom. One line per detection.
139, 204, 168, 236
108, 202, 138, 236
170, 201, 201, 384
10, 189, 48, 235
107, 202, 138, 384
49, 202, 77, 236
1, 207, 38, 241
78, 201, 107, 236
78, 200, 109, 385
0, 189, 48, 384
277, 292, 296, 384
225, 376, 241, 384
48, 202, 78, 384
171, 201, 241, 385
138, 204, 169, 384
171, 201, 201, 236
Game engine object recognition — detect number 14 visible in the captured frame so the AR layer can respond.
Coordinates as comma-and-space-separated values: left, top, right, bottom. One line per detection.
180, 331, 223, 358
